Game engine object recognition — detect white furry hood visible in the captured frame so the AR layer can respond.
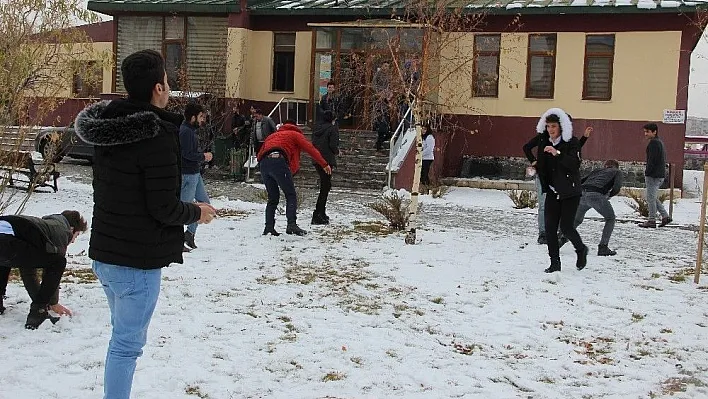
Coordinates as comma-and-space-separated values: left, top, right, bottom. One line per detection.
536, 107, 573, 142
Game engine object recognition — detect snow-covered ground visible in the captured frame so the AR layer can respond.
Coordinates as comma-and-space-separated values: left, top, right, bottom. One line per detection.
1, 177, 707, 399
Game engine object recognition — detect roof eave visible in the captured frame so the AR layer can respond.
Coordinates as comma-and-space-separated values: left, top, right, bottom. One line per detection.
87, 2, 240, 15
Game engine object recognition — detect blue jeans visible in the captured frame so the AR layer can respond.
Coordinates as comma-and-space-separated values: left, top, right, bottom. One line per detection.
181, 173, 210, 234
535, 176, 546, 235
93, 261, 161, 399
260, 156, 297, 226
645, 176, 668, 222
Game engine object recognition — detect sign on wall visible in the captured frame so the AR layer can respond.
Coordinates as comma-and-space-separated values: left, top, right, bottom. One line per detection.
318, 54, 332, 98
663, 109, 686, 124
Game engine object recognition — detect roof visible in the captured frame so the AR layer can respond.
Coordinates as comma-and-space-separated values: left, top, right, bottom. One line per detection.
248, 0, 708, 15
87, 0, 240, 14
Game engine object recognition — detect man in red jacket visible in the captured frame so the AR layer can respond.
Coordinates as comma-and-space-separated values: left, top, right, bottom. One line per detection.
257, 120, 331, 236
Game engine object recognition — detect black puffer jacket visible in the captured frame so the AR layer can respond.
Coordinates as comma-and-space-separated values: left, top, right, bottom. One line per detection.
312, 122, 339, 168
75, 99, 201, 269
535, 133, 582, 199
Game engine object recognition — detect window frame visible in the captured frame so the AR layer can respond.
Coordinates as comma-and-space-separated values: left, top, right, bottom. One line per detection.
582, 34, 615, 101
271, 31, 297, 93
162, 16, 187, 91
472, 33, 501, 98
525, 33, 557, 99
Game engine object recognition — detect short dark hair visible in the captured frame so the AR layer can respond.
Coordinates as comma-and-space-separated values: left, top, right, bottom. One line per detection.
283, 119, 297, 125
545, 114, 561, 124
327, 80, 335, 87
604, 159, 620, 169
121, 50, 166, 102
254, 108, 263, 115
184, 102, 205, 122
61, 210, 87, 233
323, 110, 335, 123
643, 123, 658, 133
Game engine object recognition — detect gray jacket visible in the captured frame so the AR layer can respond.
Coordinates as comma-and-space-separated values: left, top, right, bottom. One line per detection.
251, 116, 277, 144
0, 214, 72, 255
581, 168, 623, 197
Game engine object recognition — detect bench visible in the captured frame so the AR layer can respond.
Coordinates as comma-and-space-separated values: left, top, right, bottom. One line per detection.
0, 150, 60, 192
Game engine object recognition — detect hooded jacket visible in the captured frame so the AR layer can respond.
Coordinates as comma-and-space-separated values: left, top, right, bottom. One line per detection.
75, 99, 201, 269
257, 123, 328, 175
532, 108, 582, 199
311, 121, 339, 168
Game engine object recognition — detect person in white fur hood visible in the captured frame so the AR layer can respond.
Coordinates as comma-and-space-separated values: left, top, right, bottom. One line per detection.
531, 108, 588, 273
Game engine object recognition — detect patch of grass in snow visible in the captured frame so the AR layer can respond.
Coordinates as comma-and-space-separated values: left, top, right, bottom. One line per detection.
430, 297, 444, 304
215, 208, 250, 218
321, 371, 346, 382
318, 220, 395, 242
256, 275, 279, 284
452, 342, 482, 355
385, 349, 398, 358
61, 268, 98, 283
660, 328, 673, 333
185, 385, 209, 398
668, 271, 687, 282
631, 313, 645, 322
350, 356, 363, 366
651, 273, 662, 279
655, 376, 707, 396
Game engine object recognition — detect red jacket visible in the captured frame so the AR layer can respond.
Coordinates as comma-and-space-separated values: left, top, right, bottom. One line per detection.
257, 124, 328, 175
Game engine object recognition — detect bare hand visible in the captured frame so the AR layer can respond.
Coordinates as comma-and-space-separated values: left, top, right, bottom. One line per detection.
324, 165, 333, 175
543, 146, 558, 156
584, 127, 593, 137
531, 161, 537, 167
197, 203, 216, 224
204, 152, 213, 162
50, 304, 72, 316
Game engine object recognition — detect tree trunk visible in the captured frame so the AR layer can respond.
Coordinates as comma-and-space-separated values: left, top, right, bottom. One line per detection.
404, 102, 425, 245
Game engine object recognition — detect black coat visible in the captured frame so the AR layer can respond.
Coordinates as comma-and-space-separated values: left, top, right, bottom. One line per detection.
312, 122, 339, 168
645, 137, 666, 178
0, 214, 72, 255
532, 133, 582, 199
75, 99, 201, 269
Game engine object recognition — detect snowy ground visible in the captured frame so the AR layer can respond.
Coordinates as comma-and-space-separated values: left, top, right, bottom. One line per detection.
1, 176, 707, 399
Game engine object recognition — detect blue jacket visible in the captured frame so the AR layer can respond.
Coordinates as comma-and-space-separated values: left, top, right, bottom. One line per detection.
179, 122, 205, 175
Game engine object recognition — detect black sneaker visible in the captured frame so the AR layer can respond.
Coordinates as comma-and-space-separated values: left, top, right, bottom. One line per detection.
597, 245, 617, 256
0, 300, 5, 315
311, 212, 328, 225
544, 260, 561, 273
659, 217, 673, 227
286, 223, 307, 236
262, 226, 281, 236
537, 234, 547, 245
184, 231, 197, 249
25, 306, 60, 330
638, 220, 656, 228
576, 245, 589, 270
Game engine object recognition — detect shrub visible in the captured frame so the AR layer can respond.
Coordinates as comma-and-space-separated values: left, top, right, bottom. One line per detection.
626, 189, 672, 217
508, 189, 537, 209
367, 191, 410, 230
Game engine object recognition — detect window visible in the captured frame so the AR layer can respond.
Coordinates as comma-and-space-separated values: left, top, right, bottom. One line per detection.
164, 16, 185, 90
473, 34, 501, 97
272, 33, 296, 92
72, 61, 102, 98
526, 34, 557, 99
583, 34, 615, 100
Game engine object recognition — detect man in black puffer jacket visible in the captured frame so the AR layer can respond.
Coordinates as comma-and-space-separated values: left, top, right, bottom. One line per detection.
75, 50, 216, 399
311, 110, 339, 225
534, 108, 588, 273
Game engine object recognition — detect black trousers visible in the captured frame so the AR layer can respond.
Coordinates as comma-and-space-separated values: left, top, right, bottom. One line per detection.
0, 235, 65, 308
544, 194, 584, 262
315, 164, 332, 215
421, 160, 433, 185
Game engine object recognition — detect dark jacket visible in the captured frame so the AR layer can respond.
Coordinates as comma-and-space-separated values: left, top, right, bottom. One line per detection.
319, 93, 342, 121
523, 134, 587, 163
75, 99, 201, 269
250, 116, 277, 148
0, 214, 72, 255
645, 137, 666, 178
312, 122, 339, 168
582, 168, 623, 197
179, 122, 205, 175
532, 133, 582, 199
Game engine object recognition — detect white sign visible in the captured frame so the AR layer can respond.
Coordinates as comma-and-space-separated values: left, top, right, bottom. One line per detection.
663, 109, 686, 124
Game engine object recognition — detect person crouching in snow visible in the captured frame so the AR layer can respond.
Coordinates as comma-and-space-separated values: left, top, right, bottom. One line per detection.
258, 120, 331, 236
534, 108, 588, 273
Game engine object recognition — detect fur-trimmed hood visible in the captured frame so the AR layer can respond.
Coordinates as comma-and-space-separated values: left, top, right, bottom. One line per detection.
536, 107, 573, 142
75, 99, 183, 147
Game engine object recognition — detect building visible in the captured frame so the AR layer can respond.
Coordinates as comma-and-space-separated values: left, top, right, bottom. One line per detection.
53, 0, 708, 188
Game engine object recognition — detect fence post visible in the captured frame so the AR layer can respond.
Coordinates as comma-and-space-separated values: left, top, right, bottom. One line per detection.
669, 163, 675, 219
694, 163, 708, 284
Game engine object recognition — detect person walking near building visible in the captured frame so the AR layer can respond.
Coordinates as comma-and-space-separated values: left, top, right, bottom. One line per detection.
311, 110, 339, 225
533, 108, 588, 273
524, 124, 593, 244
421, 123, 435, 186
75, 49, 216, 399
180, 102, 213, 251
319, 80, 342, 123
573, 160, 623, 256
639, 123, 671, 228
258, 120, 331, 236
0, 211, 86, 329
251, 109, 277, 154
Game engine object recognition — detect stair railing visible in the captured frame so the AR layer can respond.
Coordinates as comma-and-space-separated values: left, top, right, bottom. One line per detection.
387, 99, 415, 188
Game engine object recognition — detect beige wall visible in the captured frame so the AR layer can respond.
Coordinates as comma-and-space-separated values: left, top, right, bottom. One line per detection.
226, 28, 312, 103
439, 31, 682, 121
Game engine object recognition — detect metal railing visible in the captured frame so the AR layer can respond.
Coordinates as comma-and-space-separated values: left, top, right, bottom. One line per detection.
245, 97, 309, 181
387, 101, 415, 188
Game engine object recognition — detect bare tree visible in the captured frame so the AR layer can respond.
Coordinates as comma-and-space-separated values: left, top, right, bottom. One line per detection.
0, 0, 103, 213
